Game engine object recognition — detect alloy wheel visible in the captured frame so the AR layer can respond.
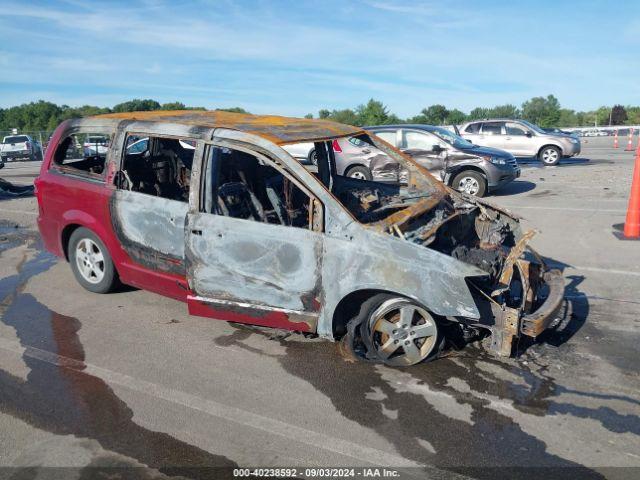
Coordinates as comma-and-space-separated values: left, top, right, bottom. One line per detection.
367, 299, 438, 366
457, 176, 480, 195
542, 148, 559, 164
75, 238, 105, 284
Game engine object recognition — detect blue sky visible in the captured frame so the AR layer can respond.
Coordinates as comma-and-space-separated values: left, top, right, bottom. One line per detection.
0, 0, 638, 117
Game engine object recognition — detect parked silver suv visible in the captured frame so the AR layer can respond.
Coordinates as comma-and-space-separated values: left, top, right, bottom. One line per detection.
459, 119, 580, 166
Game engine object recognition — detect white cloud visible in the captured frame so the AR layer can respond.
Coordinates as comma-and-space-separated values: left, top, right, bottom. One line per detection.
0, 0, 637, 115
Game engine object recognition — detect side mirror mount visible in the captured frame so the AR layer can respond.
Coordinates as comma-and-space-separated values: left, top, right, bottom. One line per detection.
525, 131, 533, 138
431, 144, 444, 154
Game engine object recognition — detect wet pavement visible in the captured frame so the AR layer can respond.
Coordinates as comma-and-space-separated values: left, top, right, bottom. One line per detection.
1, 142, 639, 479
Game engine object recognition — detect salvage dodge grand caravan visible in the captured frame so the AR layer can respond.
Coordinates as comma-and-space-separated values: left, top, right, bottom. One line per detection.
35, 111, 564, 366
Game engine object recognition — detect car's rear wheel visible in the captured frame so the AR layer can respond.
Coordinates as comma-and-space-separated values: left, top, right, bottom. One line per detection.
539, 145, 561, 166
452, 170, 486, 197
359, 295, 443, 367
69, 227, 119, 293
345, 165, 372, 181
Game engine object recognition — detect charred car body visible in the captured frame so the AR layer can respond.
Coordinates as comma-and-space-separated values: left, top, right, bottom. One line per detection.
35, 111, 564, 366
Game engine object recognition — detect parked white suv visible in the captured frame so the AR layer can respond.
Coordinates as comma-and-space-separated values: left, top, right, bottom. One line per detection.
459, 119, 580, 166
0, 135, 43, 162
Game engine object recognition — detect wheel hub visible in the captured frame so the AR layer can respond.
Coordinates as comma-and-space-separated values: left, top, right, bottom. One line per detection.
365, 299, 439, 366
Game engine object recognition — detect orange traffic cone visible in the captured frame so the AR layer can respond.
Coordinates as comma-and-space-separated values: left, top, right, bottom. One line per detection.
613, 129, 619, 148
623, 147, 640, 238
625, 128, 635, 151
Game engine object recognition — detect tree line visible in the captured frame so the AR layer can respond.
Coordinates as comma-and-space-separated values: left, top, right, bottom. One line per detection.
1, 96, 639, 133
315, 96, 640, 128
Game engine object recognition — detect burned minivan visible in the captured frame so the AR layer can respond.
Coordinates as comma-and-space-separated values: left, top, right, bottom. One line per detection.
36, 111, 564, 366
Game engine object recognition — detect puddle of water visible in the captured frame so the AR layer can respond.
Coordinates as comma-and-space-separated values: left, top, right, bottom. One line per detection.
0, 240, 238, 479
216, 325, 607, 479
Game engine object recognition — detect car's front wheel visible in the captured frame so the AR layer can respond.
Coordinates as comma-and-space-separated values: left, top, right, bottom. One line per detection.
452, 170, 486, 197
539, 145, 561, 166
68, 227, 119, 293
360, 295, 443, 367
345, 165, 372, 181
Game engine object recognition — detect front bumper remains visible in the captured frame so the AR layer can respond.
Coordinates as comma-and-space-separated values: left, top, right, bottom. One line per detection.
467, 229, 566, 357
488, 267, 565, 356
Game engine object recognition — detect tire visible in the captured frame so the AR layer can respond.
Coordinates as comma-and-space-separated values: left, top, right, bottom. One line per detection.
357, 294, 444, 367
451, 170, 487, 197
337, 315, 370, 363
345, 165, 372, 181
308, 149, 318, 166
539, 145, 561, 166
68, 227, 119, 294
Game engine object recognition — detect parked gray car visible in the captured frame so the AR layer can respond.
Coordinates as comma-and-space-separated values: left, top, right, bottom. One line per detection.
459, 119, 581, 166
366, 125, 520, 197
285, 137, 405, 183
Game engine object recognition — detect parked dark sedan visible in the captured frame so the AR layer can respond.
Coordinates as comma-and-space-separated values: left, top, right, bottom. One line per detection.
366, 124, 520, 197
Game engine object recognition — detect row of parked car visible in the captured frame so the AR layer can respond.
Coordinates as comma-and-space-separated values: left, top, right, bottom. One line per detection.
0, 134, 114, 170
284, 118, 581, 197
3, 118, 580, 197
0, 134, 44, 168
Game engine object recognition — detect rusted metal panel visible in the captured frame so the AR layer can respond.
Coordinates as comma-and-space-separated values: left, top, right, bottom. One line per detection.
185, 213, 323, 314
521, 269, 565, 337
371, 194, 445, 232
91, 110, 363, 146
111, 190, 188, 274
488, 305, 520, 357
317, 223, 488, 338
495, 229, 537, 290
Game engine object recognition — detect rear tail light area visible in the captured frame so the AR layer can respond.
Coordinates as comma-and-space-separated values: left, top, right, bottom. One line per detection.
25, 141, 31, 151
332, 139, 342, 153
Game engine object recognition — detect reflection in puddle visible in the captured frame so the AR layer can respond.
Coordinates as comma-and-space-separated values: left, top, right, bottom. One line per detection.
0, 242, 237, 479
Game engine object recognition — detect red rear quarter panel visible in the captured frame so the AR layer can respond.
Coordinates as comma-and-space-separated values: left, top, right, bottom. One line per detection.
35, 120, 188, 302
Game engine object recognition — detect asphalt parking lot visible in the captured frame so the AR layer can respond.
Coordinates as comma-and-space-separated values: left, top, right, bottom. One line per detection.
1, 136, 639, 479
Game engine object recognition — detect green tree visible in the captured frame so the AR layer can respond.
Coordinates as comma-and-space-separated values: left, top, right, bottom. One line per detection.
467, 107, 489, 120
575, 111, 589, 126
521, 95, 561, 127
558, 109, 578, 127
0, 101, 63, 131
161, 102, 186, 110
445, 109, 466, 125
317, 108, 359, 125
355, 99, 391, 125
487, 104, 519, 119
594, 106, 611, 126
112, 99, 161, 113
626, 106, 640, 125
611, 105, 627, 125
217, 107, 249, 114
412, 104, 449, 125
304, 113, 313, 119
330, 109, 360, 125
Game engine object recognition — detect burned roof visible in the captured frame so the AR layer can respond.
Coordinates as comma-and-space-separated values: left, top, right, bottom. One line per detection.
91, 110, 364, 145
